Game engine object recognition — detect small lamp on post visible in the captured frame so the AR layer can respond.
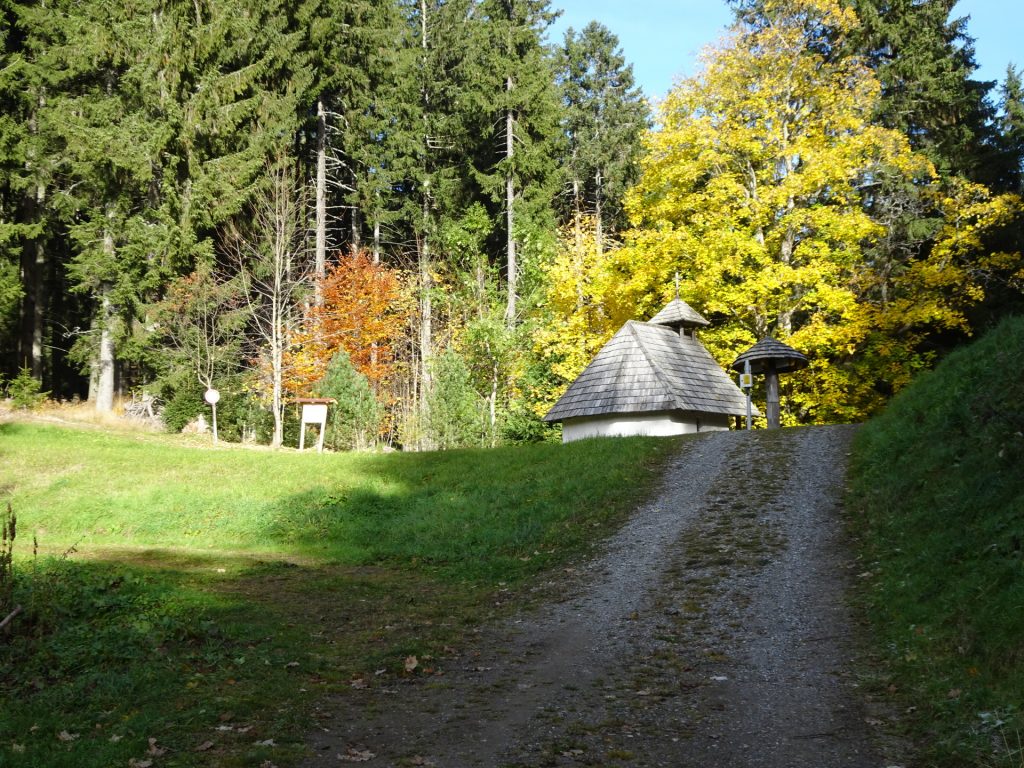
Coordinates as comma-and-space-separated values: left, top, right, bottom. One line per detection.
204, 387, 220, 445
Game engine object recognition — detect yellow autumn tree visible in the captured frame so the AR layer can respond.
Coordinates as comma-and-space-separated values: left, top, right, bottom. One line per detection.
615, 0, 1020, 422
533, 216, 627, 414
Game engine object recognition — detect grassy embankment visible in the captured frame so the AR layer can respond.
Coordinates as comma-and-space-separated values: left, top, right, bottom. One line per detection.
849, 315, 1024, 767
0, 422, 676, 767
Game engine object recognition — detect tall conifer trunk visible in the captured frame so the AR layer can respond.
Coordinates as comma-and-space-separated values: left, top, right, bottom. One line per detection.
314, 99, 327, 306
95, 282, 116, 416
419, 203, 432, 396
505, 87, 516, 326
31, 207, 45, 379
372, 214, 381, 265
417, 0, 433, 435
20, 97, 46, 379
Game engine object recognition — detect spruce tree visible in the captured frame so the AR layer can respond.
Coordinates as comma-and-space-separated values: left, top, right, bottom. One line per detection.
296, 0, 404, 282
847, 0, 996, 181
390, 0, 480, 439
15, 0, 309, 410
465, 0, 562, 325
998, 65, 1024, 193
1, 0, 64, 384
557, 21, 648, 253
0, 0, 27, 372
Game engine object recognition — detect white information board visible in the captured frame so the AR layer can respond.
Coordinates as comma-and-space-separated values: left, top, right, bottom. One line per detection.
300, 403, 329, 452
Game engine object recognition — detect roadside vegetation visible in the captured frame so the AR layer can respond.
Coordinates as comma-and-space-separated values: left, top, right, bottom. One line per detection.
849, 315, 1024, 767
0, 420, 675, 767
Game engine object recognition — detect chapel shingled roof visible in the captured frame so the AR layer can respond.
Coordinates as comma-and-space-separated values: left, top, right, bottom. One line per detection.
648, 297, 710, 328
543, 320, 752, 422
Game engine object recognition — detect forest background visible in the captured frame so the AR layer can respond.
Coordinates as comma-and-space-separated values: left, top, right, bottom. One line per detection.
1, 0, 1022, 450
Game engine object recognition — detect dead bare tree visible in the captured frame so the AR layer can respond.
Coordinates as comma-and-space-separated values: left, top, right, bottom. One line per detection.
155, 262, 246, 394
225, 160, 311, 448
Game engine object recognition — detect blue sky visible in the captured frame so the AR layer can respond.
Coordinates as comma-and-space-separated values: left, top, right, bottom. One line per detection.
547, 0, 1023, 105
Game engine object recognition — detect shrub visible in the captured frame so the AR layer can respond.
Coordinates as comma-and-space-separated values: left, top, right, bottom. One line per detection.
7, 367, 47, 410
314, 351, 381, 451
160, 379, 205, 433
501, 405, 560, 444
426, 350, 487, 450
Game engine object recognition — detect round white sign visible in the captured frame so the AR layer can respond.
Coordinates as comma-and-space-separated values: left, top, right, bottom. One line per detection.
204, 388, 220, 405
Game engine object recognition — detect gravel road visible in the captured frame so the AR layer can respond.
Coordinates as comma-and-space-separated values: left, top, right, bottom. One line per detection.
304, 425, 894, 768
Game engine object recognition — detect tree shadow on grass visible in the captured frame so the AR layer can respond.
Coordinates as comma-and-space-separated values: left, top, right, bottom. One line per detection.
1, 545, 492, 768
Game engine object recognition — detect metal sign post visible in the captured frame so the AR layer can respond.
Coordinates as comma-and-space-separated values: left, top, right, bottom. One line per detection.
738, 360, 753, 430
204, 388, 220, 445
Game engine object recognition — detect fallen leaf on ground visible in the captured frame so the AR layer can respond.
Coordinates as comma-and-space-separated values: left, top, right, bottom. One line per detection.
12, 744, 24, 753
947, 688, 962, 699
561, 748, 584, 757
109, 735, 123, 743
57, 731, 79, 742
147, 737, 166, 756
408, 756, 434, 766
338, 746, 376, 762
255, 738, 276, 747
404, 656, 418, 673
350, 678, 368, 689
128, 760, 153, 768
195, 740, 215, 752
285, 661, 299, 668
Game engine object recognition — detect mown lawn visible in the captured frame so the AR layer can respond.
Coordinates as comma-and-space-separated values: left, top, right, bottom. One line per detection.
0, 421, 677, 767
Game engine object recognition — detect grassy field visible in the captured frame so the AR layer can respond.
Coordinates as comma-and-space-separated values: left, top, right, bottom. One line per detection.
848, 315, 1024, 767
0, 420, 676, 767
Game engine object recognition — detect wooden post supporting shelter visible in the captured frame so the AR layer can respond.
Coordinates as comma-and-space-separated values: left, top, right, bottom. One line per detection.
731, 339, 808, 429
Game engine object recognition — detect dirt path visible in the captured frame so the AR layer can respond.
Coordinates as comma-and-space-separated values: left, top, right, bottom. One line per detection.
303, 425, 891, 768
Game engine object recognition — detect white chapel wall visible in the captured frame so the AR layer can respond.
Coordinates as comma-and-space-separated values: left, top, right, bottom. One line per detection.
561, 411, 730, 443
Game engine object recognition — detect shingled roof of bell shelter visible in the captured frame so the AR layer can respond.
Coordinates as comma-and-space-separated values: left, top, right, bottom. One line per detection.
543, 319, 751, 422
731, 337, 809, 375
647, 297, 710, 328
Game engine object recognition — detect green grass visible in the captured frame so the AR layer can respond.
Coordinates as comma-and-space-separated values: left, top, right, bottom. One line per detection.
0, 421, 676, 767
848, 315, 1024, 767
1, 422, 671, 581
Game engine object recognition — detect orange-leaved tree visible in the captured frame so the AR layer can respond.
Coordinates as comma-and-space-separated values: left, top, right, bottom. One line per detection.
285, 251, 410, 397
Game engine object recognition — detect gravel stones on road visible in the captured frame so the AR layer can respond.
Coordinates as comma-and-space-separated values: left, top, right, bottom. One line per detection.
304, 425, 890, 768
